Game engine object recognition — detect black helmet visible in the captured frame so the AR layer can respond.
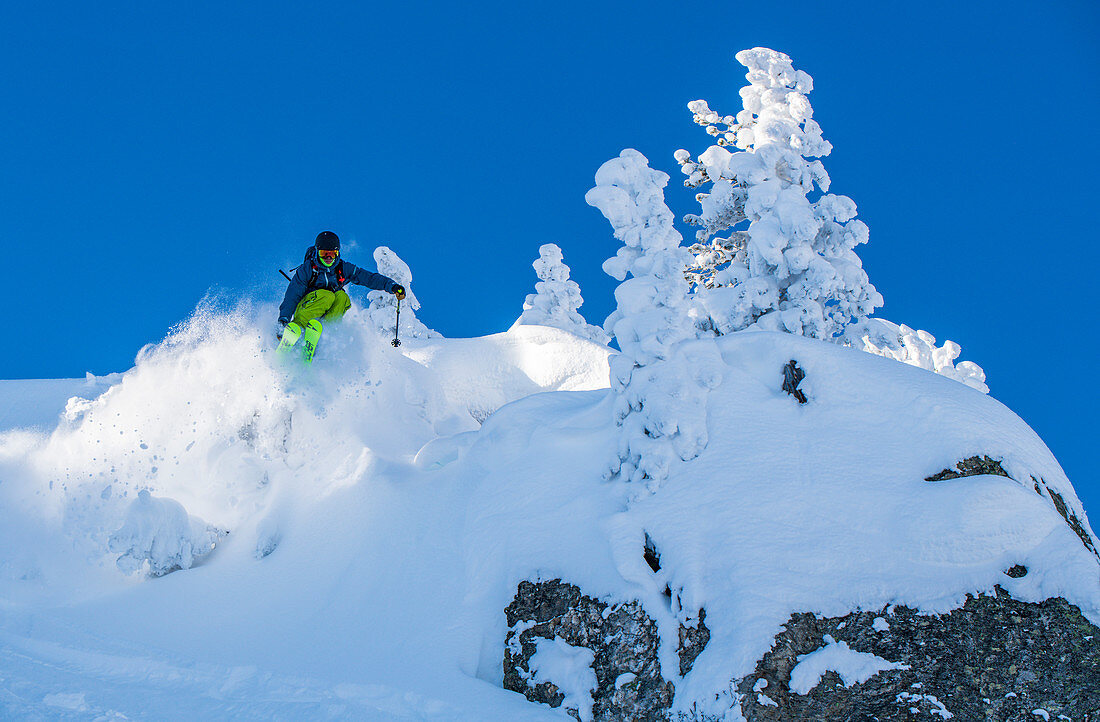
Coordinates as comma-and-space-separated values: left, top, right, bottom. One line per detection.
315, 231, 340, 251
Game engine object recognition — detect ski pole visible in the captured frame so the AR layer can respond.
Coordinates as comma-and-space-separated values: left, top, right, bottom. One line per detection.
391, 297, 402, 347
279, 269, 293, 282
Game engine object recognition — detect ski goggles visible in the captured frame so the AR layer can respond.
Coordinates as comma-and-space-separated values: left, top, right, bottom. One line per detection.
317, 249, 339, 263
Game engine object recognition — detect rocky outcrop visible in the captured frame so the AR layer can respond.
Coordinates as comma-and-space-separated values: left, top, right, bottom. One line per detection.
503, 579, 708, 722
738, 588, 1100, 722
504, 582, 1098, 721
504, 452, 1100, 721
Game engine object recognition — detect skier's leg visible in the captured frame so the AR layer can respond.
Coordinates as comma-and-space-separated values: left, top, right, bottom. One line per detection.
321, 290, 352, 322
292, 290, 337, 327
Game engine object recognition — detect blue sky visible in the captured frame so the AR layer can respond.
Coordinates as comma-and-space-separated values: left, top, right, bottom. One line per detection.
2, 1, 1097, 516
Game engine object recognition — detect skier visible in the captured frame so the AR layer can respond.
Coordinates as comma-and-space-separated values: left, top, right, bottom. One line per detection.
277, 230, 405, 340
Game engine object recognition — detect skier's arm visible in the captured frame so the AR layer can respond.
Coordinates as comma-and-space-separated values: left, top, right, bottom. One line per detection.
278, 265, 311, 324
345, 263, 399, 294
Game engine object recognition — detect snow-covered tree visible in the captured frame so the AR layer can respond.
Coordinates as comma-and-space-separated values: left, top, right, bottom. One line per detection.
676, 47, 883, 339
366, 246, 440, 340
845, 319, 988, 393
587, 54, 990, 489
586, 149, 722, 490
676, 48, 986, 391
512, 243, 608, 344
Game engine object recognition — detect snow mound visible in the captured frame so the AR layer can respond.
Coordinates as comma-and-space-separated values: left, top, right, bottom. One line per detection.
108, 490, 220, 575
402, 324, 612, 424
433, 330, 1099, 717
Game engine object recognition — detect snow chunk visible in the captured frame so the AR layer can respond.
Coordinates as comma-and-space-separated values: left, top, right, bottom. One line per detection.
873, 617, 890, 631
108, 490, 219, 576
614, 672, 636, 689
527, 637, 597, 722
751, 679, 777, 706
897, 692, 954, 719
790, 635, 909, 694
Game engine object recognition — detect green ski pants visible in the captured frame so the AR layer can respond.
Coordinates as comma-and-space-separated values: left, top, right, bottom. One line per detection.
292, 289, 352, 327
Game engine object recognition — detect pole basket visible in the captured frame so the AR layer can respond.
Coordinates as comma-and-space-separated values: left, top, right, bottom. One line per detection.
391, 297, 402, 347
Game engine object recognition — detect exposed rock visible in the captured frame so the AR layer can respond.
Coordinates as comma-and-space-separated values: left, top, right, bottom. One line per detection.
644, 531, 662, 574
1033, 476, 1100, 559
738, 588, 1100, 722
504, 579, 707, 722
925, 454, 1009, 481
678, 609, 710, 677
643, 531, 672, 599
782, 360, 807, 404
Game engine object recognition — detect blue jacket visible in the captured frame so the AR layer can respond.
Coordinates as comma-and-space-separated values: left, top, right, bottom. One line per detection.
278, 247, 399, 323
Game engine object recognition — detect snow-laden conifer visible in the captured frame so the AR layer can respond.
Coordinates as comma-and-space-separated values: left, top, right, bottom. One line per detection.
367, 246, 439, 340
677, 48, 985, 391
512, 243, 608, 344
677, 47, 883, 339
586, 149, 722, 490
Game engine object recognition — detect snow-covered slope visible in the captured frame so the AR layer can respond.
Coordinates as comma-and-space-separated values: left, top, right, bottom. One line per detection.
0, 305, 1096, 720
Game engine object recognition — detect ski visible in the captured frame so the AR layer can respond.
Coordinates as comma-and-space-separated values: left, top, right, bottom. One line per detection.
301, 319, 323, 363
276, 322, 303, 355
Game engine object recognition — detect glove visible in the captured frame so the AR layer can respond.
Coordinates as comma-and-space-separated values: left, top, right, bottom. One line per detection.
276, 320, 287, 340
392, 284, 406, 300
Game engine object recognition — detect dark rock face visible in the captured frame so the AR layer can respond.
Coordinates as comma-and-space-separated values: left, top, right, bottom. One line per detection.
678, 608, 710, 677
504, 454, 1100, 720
782, 360, 808, 404
504, 585, 1099, 721
504, 579, 708, 722
738, 589, 1100, 722
1033, 476, 1100, 559
925, 455, 1009, 481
